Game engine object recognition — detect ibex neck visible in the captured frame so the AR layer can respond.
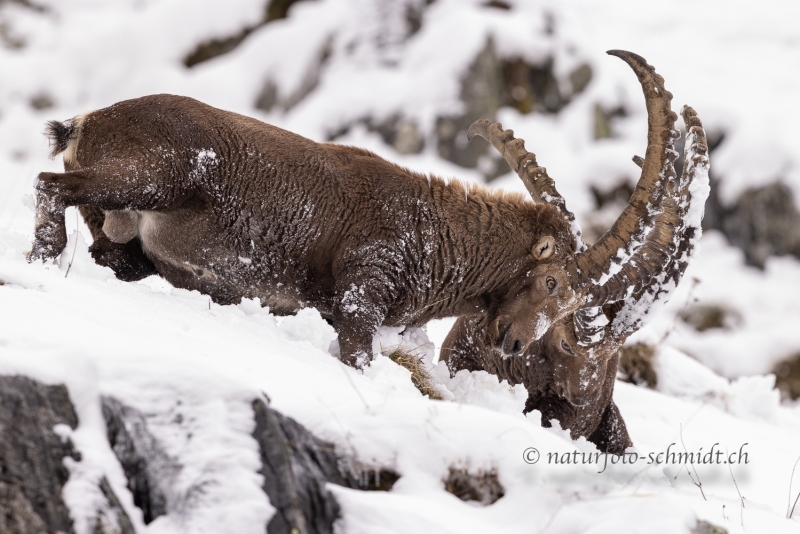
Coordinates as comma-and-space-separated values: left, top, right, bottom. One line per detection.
420, 179, 537, 317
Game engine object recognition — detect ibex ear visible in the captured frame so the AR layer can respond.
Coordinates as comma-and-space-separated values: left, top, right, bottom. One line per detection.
532, 236, 555, 260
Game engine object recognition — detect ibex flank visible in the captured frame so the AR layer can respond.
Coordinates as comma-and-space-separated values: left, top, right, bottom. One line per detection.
30, 50, 673, 369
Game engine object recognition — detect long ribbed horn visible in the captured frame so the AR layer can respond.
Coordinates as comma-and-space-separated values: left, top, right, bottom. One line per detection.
572, 51, 679, 298
467, 119, 585, 252
576, 105, 710, 344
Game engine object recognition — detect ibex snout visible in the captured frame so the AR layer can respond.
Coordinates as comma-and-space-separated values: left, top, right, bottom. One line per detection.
490, 315, 531, 357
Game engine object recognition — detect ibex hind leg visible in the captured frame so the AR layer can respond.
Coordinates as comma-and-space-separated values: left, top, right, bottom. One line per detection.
88, 235, 157, 281
29, 168, 110, 262
30, 161, 184, 263
27, 189, 67, 262
35, 153, 190, 212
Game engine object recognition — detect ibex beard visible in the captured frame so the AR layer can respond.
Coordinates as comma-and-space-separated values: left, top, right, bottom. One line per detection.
29, 94, 584, 368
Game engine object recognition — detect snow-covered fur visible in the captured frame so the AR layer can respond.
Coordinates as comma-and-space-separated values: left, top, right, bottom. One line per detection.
30, 94, 578, 367
441, 313, 631, 454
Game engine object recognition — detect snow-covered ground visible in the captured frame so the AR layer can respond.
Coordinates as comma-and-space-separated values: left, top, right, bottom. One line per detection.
1, 0, 800, 532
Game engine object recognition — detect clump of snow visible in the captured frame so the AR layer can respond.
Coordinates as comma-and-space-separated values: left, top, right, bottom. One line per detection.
278, 307, 337, 353
654, 345, 781, 421
441, 369, 528, 416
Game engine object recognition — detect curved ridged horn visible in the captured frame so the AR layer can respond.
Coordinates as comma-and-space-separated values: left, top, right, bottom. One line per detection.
467, 119, 585, 252
572, 51, 679, 301
577, 105, 710, 344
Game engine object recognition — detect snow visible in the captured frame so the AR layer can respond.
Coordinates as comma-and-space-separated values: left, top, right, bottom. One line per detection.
1, 0, 800, 533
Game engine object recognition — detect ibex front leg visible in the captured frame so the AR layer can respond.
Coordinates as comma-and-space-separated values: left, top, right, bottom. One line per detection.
332, 259, 397, 369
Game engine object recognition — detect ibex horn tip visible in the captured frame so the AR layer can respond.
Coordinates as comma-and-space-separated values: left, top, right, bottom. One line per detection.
467, 119, 492, 142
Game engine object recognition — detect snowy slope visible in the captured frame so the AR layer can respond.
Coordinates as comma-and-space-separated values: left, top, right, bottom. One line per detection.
1, 0, 800, 532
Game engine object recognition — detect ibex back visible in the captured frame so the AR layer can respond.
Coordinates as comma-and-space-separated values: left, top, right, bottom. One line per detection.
31, 95, 582, 367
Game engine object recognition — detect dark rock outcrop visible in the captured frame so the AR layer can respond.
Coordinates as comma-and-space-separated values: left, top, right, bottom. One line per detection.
618, 342, 657, 389
0, 376, 79, 534
680, 303, 742, 333
717, 182, 800, 268
773, 351, 800, 401
0, 376, 134, 534
255, 38, 333, 113
678, 129, 800, 269
184, 0, 307, 68
692, 519, 728, 534
252, 397, 398, 534
100, 394, 398, 534
436, 37, 592, 179
589, 127, 800, 269
94, 477, 136, 534
101, 397, 178, 525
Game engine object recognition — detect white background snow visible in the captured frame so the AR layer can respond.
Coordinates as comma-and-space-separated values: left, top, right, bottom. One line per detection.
1, 0, 799, 532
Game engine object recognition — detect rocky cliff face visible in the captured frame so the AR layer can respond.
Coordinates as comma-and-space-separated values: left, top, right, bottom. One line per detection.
0, 376, 135, 534
0, 376, 399, 534
0, 376, 80, 533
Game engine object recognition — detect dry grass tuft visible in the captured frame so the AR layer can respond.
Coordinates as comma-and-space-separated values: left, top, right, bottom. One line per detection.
691, 519, 728, 534
680, 303, 742, 332
443, 467, 505, 505
773, 351, 800, 401
618, 342, 658, 389
386, 348, 443, 400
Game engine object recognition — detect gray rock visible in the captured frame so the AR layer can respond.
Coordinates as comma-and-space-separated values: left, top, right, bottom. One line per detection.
100, 395, 397, 533
0, 375, 79, 534
93, 477, 135, 534
720, 182, 800, 268
436, 38, 504, 173
436, 36, 592, 179
592, 129, 800, 269
101, 396, 179, 525
253, 398, 350, 534
252, 398, 398, 534
0, 376, 134, 534
184, 0, 307, 68
255, 38, 333, 113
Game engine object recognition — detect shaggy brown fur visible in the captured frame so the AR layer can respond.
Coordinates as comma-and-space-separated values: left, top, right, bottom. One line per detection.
30, 94, 579, 367
440, 63, 710, 454
441, 313, 632, 454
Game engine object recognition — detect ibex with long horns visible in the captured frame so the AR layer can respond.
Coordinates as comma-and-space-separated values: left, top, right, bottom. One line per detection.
441, 59, 710, 453
29, 50, 682, 369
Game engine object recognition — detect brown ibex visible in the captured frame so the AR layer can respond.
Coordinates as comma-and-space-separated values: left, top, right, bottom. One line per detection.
29, 50, 677, 369
441, 62, 710, 453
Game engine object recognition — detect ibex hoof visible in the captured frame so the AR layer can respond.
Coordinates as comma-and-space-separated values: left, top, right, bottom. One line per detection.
338, 350, 372, 371
26, 241, 63, 263
28, 227, 68, 263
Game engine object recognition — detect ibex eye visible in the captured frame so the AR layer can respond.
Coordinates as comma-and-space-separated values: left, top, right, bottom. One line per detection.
546, 276, 557, 292
560, 340, 574, 355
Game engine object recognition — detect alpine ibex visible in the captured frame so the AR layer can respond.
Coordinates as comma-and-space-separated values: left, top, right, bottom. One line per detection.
30, 106, 575, 369
441, 60, 710, 453
29, 50, 679, 369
